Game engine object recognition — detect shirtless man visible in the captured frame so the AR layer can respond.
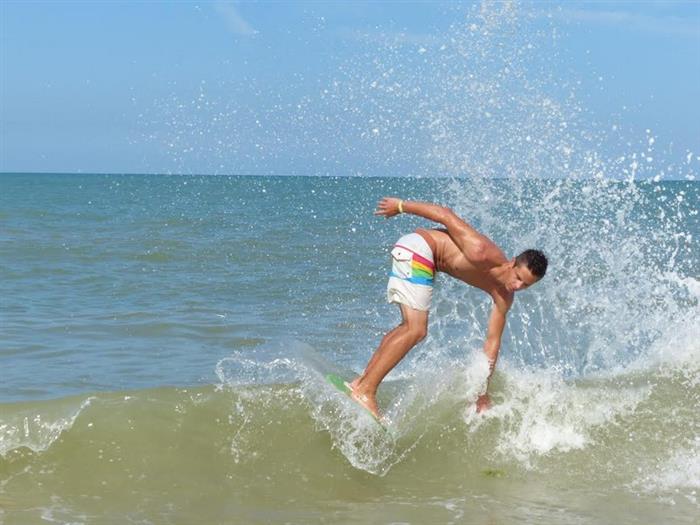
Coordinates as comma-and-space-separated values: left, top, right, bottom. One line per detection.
349, 197, 548, 418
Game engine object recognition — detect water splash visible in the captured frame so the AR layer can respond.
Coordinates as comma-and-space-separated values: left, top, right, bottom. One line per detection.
0, 397, 94, 457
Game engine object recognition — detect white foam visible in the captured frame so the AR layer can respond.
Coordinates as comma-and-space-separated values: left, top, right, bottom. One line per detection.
464, 366, 651, 466
214, 349, 295, 388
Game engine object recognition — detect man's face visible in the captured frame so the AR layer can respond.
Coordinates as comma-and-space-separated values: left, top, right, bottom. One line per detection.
506, 262, 539, 292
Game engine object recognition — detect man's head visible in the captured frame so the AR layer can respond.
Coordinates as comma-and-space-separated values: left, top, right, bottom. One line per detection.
507, 249, 548, 292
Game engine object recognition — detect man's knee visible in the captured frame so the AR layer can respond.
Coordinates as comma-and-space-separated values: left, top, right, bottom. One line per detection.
408, 324, 428, 343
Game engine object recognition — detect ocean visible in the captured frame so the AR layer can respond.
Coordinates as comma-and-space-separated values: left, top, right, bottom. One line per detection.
0, 173, 698, 524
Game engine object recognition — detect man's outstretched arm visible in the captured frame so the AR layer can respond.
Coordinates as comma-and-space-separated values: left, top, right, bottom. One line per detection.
375, 197, 491, 265
475, 298, 511, 413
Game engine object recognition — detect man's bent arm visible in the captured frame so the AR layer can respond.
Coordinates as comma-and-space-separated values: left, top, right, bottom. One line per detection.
402, 200, 483, 240
375, 197, 489, 264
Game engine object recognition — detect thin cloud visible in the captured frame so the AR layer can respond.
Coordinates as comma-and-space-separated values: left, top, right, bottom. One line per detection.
213, 2, 258, 36
556, 7, 700, 39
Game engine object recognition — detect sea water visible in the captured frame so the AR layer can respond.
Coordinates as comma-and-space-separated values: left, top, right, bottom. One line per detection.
1, 174, 697, 523
2, 2, 699, 524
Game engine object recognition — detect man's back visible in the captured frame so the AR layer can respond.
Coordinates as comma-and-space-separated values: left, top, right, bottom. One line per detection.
418, 228, 510, 296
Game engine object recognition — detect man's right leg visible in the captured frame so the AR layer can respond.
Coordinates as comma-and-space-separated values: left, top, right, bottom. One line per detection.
349, 304, 428, 418
360, 323, 403, 374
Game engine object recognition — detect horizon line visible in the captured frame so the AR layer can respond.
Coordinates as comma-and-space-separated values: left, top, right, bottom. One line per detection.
0, 171, 695, 182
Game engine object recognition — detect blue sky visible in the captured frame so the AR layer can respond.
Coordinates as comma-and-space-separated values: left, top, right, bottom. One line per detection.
1, 1, 699, 177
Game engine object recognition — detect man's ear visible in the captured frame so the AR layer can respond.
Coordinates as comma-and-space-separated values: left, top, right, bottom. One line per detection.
511, 257, 517, 267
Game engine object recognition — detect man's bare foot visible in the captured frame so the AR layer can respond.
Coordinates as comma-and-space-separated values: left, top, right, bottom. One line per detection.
345, 381, 381, 420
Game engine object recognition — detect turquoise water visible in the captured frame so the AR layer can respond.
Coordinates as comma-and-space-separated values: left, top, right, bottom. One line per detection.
0, 174, 439, 401
1, 173, 698, 524
3, 174, 694, 399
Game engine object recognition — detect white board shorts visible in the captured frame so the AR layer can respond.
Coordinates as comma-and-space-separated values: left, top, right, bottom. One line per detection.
386, 232, 436, 312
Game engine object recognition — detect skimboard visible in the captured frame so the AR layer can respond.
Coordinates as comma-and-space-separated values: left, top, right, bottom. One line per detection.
297, 345, 389, 430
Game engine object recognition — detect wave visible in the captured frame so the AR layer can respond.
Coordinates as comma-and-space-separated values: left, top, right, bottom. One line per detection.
2, 336, 697, 488
1, 333, 697, 524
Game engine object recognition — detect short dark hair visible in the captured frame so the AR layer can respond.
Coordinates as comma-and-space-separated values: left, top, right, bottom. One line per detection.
515, 249, 548, 279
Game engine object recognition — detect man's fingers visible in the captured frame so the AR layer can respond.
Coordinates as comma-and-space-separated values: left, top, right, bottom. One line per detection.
374, 197, 395, 217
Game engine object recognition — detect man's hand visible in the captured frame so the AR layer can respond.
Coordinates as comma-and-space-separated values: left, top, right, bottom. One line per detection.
475, 393, 492, 413
374, 197, 403, 218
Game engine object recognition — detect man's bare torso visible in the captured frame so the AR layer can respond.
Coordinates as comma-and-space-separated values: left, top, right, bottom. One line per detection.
416, 228, 511, 301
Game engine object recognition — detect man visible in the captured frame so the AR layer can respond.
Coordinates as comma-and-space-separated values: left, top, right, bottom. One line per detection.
349, 197, 548, 419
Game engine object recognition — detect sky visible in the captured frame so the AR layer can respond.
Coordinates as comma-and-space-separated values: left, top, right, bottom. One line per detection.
1, 1, 699, 177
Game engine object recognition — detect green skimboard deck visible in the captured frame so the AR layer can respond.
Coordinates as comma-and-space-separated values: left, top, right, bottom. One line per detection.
326, 372, 351, 395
